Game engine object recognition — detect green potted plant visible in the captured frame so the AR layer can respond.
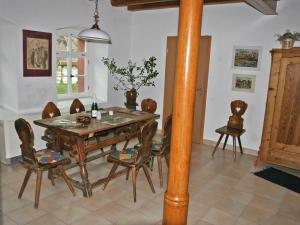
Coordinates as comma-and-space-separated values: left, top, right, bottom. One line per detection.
275, 29, 300, 49
102, 56, 158, 109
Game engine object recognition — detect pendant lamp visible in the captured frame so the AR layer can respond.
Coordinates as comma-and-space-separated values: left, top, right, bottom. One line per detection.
78, 0, 111, 43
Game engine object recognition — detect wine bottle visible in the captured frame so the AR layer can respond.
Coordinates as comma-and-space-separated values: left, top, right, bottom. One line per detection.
91, 94, 98, 118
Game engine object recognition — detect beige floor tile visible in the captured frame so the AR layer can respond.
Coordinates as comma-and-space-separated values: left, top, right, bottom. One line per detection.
240, 206, 276, 224
213, 197, 246, 217
52, 204, 91, 224
69, 211, 114, 225
1, 216, 18, 225
202, 208, 238, 225
6, 205, 48, 225
24, 213, 66, 225
248, 194, 281, 214
1, 194, 32, 214
234, 217, 257, 225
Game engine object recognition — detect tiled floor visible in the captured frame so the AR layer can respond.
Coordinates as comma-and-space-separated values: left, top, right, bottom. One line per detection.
1, 144, 300, 225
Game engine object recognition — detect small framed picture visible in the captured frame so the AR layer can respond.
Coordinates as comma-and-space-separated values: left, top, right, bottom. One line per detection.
23, 29, 52, 77
232, 74, 256, 93
232, 46, 262, 71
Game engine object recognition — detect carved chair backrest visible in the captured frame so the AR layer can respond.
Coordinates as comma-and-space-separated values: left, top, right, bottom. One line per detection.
42, 102, 61, 119
70, 98, 85, 114
230, 100, 247, 116
162, 114, 173, 154
15, 118, 37, 165
141, 98, 157, 114
227, 100, 248, 129
136, 119, 158, 164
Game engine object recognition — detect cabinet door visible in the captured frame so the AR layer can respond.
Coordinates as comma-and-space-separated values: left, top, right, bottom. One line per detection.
269, 56, 300, 168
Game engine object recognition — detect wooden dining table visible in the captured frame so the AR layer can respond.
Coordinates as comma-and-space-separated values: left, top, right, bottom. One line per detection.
34, 107, 158, 197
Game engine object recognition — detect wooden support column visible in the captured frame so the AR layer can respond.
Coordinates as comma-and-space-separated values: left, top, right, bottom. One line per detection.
162, 0, 204, 225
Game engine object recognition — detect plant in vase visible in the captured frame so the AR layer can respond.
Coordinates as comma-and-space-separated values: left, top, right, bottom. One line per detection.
102, 56, 158, 109
275, 29, 300, 49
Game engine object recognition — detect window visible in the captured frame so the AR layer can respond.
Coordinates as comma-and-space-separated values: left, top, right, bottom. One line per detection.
56, 28, 89, 98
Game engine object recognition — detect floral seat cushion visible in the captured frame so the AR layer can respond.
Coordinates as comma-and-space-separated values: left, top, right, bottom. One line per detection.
35, 149, 65, 164
110, 148, 137, 161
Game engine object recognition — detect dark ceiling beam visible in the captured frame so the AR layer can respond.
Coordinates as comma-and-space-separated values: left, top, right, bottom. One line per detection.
127, 1, 179, 11
111, 0, 278, 14
111, 0, 244, 7
244, 0, 278, 15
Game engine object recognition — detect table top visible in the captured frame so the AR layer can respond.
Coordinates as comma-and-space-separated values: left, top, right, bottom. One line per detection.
34, 107, 158, 137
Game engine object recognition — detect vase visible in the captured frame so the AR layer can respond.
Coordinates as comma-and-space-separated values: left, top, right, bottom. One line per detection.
281, 38, 295, 49
125, 88, 138, 110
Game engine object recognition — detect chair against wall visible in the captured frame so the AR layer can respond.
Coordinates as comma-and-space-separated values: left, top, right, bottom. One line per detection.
41, 102, 61, 147
70, 98, 85, 114
103, 120, 158, 202
141, 98, 157, 114
15, 118, 75, 208
151, 114, 172, 188
211, 100, 247, 160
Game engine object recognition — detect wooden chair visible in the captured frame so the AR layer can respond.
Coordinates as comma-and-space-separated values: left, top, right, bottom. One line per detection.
103, 119, 158, 202
141, 98, 157, 114
212, 100, 247, 160
15, 118, 75, 208
70, 98, 85, 114
151, 114, 172, 188
41, 102, 61, 147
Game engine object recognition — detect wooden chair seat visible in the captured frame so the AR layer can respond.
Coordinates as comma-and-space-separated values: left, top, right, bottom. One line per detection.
212, 125, 246, 160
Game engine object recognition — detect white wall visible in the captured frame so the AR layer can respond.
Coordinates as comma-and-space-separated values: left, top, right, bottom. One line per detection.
128, 0, 300, 151
0, 0, 132, 113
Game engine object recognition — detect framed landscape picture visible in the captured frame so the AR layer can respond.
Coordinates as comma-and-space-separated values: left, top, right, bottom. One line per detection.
232, 46, 262, 71
232, 74, 256, 93
23, 30, 52, 77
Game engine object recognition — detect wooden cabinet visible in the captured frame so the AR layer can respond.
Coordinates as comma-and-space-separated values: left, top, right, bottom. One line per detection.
258, 48, 300, 169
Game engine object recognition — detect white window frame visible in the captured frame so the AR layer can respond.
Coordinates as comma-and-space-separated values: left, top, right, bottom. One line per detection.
56, 28, 91, 100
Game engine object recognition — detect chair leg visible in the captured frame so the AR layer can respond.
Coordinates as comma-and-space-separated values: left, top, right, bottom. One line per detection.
48, 169, 55, 186
233, 136, 237, 160
126, 168, 130, 180
57, 165, 76, 196
223, 135, 229, 150
103, 163, 118, 190
131, 166, 137, 202
237, 136, 243, 155
18, 169, 32, 199
212, 134, 224, 157
142, 164, 155, 194
34, 170, 43, 208
165, 153, 170, 168
157, 155, 163, 188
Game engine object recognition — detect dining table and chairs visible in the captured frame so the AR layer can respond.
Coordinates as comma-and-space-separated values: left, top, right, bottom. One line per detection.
32, 105, 159, 198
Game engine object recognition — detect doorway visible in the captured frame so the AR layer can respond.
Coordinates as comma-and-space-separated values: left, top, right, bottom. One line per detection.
162, 36, 211, 143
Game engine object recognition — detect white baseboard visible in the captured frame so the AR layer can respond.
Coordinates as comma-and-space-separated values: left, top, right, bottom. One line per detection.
203, 139, 258, 156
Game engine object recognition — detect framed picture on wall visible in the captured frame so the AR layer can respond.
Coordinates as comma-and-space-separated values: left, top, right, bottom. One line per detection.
232, 46, 262, 71
232, 73, 256, 93
23, 30, 52, 77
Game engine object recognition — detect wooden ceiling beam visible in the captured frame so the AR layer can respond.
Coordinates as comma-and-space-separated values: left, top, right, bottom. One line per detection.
111, 0, 278, 15
244, 0, 278, 15
111, 0, 243, 7
128, 1, 178, 11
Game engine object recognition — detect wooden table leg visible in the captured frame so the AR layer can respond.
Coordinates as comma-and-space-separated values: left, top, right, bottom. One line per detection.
212, 134, 224, 157
222, 134, 229, 150
76, 138, 92, 197
233, 136, 236, 160
237, 136, 243, 155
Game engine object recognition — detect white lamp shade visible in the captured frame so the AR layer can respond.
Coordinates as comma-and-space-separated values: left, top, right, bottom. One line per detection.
78, 28, 111, 43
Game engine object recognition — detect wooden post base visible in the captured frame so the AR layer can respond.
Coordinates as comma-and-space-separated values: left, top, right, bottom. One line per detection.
163, 193, 189, 225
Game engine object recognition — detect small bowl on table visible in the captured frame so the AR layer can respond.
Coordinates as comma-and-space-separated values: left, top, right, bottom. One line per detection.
76, 115, 91, 125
